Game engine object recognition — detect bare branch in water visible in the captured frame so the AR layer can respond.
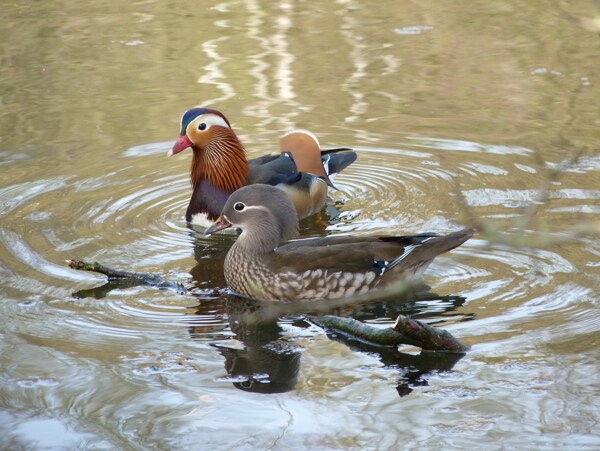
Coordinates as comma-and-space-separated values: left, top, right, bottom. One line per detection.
66, 260, 187, 294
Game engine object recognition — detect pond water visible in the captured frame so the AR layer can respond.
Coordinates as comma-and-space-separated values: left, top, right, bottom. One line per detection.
1, 0, 599, 449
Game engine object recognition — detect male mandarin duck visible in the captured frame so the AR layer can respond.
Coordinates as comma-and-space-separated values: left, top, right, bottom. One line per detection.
168, 107, 357, 227
205, 185, 474, 302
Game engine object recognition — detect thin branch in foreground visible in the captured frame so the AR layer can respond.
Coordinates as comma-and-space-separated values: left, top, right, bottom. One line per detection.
66, 260, 467, 352
521, 148, 587, 231
68, 257, 424, 318
453, 150, 599, 249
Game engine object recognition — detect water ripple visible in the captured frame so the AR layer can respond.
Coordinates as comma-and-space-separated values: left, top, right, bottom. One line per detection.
0, 229, 94, 283
0, 140, 597, 350
0, 177, 72, 215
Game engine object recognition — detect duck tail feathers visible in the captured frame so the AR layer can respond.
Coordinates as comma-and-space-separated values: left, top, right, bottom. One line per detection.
386, 228, 474, 273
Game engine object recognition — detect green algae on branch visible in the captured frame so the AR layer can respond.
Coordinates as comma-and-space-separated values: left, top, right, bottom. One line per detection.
311, 314, 469, 353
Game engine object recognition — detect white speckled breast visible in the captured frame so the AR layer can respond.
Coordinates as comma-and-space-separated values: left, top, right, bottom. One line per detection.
224, 247, 380, 301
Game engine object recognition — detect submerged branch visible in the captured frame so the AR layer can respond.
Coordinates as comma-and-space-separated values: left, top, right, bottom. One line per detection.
66, 260, 187, 293
311, 315, 469, 353
391, 314, 469, 352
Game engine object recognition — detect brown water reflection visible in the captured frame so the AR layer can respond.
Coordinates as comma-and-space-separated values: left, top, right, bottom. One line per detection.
1, 0, 600, 449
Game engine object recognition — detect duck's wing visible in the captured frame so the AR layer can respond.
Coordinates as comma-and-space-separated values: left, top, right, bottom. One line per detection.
247, 153, 300, 185
272, 230, 473, 275
268, 241, 387, 275
247, 153, 328, 219
279, 130, 357, 188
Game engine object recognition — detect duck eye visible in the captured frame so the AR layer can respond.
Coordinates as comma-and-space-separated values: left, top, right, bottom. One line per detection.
234, 202, 245, 211
198, 122, 207, 131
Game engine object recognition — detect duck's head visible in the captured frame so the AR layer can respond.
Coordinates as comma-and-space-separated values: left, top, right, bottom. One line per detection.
206, 185, 299, 250
168, 108, 234, 156
169, 108, 248, 192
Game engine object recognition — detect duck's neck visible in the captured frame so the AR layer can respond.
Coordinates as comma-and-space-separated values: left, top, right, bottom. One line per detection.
190, 129, 249, 193
233, 225, 281, 257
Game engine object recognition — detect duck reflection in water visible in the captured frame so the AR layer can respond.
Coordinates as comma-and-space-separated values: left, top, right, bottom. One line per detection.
208, 294, 302, 394
70, 226, 470, 396
187, 289, 468, 396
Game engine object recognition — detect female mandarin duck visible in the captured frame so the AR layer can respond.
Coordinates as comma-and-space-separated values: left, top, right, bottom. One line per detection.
168, 108, 357, 227
205, 185, 474, 302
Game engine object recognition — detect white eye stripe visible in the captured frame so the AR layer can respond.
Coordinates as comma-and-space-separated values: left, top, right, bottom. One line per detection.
227, 204, 271, 231
239, 205, 270, 213
195, 113, 230, 129
183, 113, 230, 135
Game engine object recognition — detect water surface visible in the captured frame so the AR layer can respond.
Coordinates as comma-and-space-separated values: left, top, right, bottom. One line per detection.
1, 0, 599, 449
